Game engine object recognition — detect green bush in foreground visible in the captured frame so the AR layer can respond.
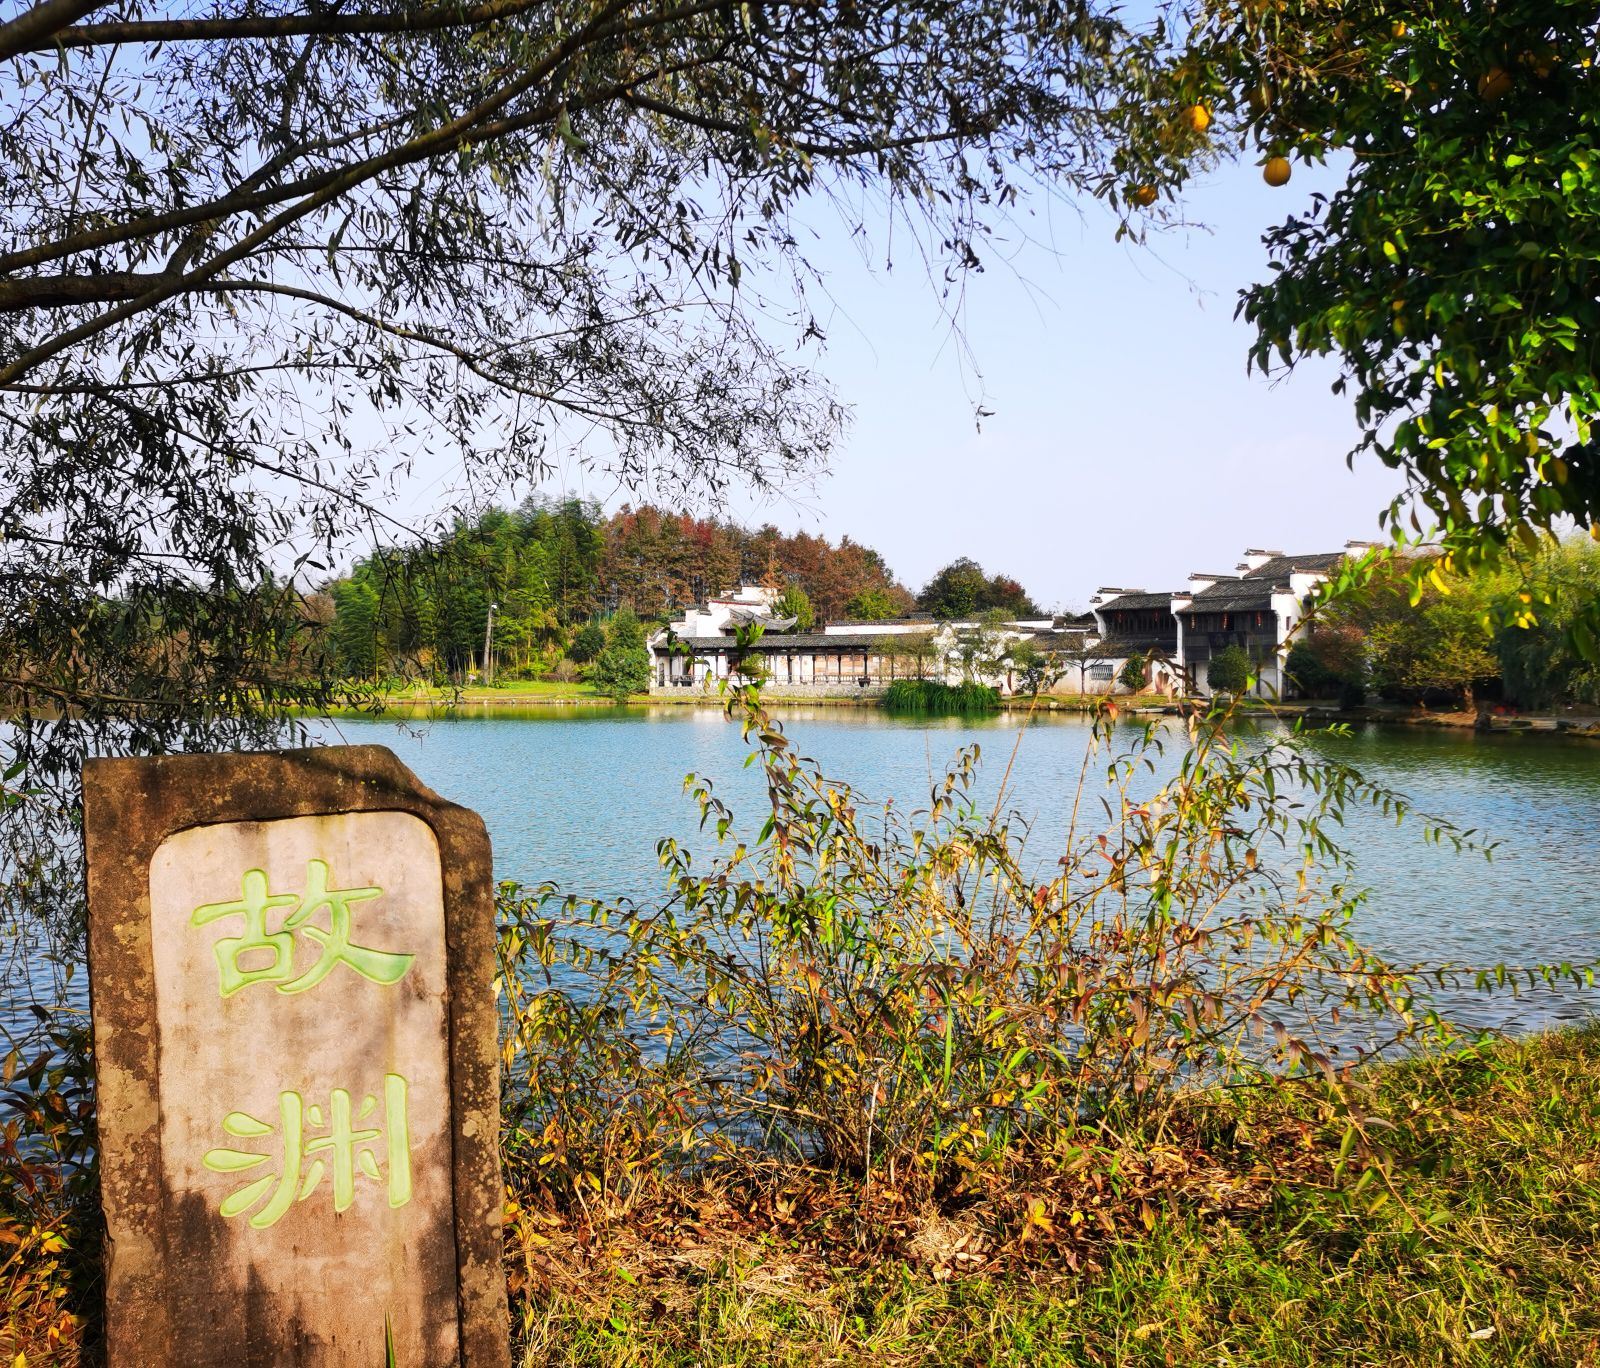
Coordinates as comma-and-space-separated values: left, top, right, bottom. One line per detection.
882, 678, 1000, 714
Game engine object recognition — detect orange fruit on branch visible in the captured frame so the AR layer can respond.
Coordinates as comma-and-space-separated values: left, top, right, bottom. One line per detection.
1477, 66, 1513, 100
1263, 155, 1292, 186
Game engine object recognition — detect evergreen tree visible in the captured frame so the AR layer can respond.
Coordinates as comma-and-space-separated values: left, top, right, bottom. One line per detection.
330, 580, 380, 680
591, 608, 651, 701
1494, 538, 1600, 708
774, 585, 815, 632
569, 623, 606, 665
1207, 645, 1253, 696
843, 587, 907, 621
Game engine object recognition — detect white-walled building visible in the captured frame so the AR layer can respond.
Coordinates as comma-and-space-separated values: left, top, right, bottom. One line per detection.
647, 592, 1076, 697
1087, 589, 1182, 695
664, 584, 796, 638
646, 541, 1368, 700
1093, 544, 1371, 698
1171, 546, 1371, 696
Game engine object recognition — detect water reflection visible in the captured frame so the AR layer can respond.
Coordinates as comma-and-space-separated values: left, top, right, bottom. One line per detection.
7, 708, 1596, 1043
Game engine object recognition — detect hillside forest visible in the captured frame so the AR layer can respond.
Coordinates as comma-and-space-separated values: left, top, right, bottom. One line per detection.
319, 500, 1040, 683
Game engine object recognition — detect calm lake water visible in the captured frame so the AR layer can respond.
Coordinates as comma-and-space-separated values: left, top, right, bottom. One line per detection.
303, 705, 1600, 1037
5, 707, 1597, 1046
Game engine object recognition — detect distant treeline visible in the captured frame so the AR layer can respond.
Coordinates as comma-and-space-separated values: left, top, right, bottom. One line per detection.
318, 500, 929, 680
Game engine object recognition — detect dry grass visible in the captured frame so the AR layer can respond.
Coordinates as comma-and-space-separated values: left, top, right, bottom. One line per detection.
505, 1024, 1600, 1367
3, 1027, 1597, 1365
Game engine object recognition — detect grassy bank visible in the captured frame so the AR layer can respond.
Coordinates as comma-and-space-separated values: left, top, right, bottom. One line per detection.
511, 1025, 1600, 1366
360, 680, 606, 705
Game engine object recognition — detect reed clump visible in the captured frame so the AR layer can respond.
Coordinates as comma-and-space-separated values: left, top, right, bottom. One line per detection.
881, 679, 1000, 714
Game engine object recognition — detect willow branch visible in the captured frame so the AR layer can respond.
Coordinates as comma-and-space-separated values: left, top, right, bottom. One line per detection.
0, 0, 729, 276
0, 0, 113, 62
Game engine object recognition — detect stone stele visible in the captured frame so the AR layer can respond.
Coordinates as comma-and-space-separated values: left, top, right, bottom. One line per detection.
83, 745, 510, 1368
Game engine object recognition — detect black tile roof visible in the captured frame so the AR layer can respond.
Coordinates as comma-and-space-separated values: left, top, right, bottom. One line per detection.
1098, 591, 1176, 612
1182, 587, 1278, 612
1182, 552, 1343, 613
1243, 551, 1346, 579
725, 610, 798, 632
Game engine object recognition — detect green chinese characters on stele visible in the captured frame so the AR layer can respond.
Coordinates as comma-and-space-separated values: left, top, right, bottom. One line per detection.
191, 858, 413, 997
192, 859, 418, 1229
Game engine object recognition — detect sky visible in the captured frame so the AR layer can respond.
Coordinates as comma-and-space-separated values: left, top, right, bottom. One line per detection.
391, 151, 1408, 613
755, 156, 1408, 612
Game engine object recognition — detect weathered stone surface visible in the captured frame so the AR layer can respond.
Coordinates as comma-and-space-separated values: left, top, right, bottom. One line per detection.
83, 746, 510, 1368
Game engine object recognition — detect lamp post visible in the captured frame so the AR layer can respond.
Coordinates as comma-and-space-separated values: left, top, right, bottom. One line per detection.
483, 601, 498, 686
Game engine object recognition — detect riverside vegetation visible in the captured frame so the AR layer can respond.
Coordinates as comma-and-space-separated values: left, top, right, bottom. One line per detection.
488, 690, 1598, 1368
9, 0, 1600, 1350
4, 693, 1599, 1363
8, 0, 1600, 1356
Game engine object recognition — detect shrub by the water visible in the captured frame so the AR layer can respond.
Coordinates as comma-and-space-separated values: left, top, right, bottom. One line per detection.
483, 691, 1580, 1360
1207, 643, 1253, 695
882, 678, 999, 713
498, 696, 1469, 1218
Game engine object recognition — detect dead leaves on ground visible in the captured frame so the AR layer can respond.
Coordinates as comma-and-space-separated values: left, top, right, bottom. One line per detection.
503, 1121, 1308, 1323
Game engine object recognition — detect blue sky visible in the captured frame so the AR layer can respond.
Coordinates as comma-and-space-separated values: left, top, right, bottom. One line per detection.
386, 144, 1407, 612
539, 149, 1405, 613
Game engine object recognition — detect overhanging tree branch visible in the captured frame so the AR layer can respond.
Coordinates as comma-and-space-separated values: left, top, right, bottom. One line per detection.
18, 0, 557, 51
0, 39, 732, 382
0, 0, 1178, 853
0, 0, 112, 61
0, 0, 741, 277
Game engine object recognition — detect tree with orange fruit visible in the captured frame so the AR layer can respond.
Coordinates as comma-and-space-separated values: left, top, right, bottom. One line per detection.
1168, 0, 1600, 653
